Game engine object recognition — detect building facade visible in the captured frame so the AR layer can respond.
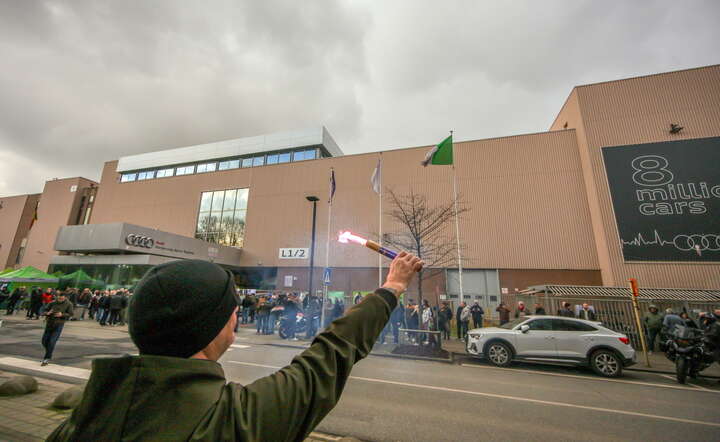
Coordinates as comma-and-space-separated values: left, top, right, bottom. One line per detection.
1, 65, 718, 306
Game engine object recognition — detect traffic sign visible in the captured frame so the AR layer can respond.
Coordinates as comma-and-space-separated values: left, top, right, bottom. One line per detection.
323, 268, 332, 286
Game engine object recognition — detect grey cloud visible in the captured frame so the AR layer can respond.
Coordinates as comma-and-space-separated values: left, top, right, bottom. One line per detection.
0, 0, 717, 197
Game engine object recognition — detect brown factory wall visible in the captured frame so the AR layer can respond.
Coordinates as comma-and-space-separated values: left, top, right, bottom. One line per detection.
275, 266, 446, 305
91, 129, 599, 274
0, 194, 39, 269
499, 269, 603, 295
22, 177, 98, 271
552, 65, 720, 288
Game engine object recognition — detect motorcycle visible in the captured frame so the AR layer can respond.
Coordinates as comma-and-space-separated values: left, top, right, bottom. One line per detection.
278, 312, 307, 339
663, 325, 714, 384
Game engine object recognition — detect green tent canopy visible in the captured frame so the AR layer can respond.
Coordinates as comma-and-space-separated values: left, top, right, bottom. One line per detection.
60, 269, 94, 283
0, 266, 59, 283
0, 268, 15, 276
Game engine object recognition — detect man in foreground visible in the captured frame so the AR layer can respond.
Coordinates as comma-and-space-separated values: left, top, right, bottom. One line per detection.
48, 252, 422, 441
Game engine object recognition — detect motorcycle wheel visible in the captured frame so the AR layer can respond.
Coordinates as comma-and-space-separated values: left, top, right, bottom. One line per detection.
676, 357, 688, 384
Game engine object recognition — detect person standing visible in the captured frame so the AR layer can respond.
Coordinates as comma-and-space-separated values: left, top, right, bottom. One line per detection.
455, 302, 466, 339
577, 303, 596, 321
496, 302, 510, 325
438, 302, 453, 340
41, 291, 74, 366
469, 301, 484, 328
534, 303, 546, 315
6, 286, 26, 315
514, 301, 532, 319
39, 289, 54, 317
305, 295, 321, 339
27, 288, 42, 319
75, 289, 91, 320
108, 290, 124, 326
557, 302, 574, 317
459, 303, 471, 341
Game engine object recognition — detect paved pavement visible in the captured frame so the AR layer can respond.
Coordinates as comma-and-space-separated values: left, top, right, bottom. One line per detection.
2, 314, 720, 441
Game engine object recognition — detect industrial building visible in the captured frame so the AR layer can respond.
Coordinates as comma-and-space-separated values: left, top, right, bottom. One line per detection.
1, 65, 718, 308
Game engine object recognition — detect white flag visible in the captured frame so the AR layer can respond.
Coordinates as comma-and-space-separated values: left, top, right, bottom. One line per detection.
371, 157, 382, 194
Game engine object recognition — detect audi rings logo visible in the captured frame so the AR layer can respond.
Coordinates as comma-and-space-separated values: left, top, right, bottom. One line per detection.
125, 234, 155, 248
673, 234, 720, 252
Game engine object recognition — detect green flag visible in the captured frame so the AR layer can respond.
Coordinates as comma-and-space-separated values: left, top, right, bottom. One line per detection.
421, 134, 453, 166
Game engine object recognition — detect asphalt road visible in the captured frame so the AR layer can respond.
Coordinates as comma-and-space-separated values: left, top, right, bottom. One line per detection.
2, 317, 719, 441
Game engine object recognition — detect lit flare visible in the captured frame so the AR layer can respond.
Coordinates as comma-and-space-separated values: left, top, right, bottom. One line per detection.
338, 230, 398, 260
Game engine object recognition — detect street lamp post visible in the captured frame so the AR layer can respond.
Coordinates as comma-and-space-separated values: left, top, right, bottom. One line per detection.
306, 196, 319, 298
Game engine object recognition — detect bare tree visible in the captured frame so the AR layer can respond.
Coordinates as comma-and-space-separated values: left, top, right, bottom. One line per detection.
382, 187, 469, 307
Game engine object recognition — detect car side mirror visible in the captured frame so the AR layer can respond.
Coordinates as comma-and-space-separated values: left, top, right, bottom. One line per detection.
520, 324, 530, 333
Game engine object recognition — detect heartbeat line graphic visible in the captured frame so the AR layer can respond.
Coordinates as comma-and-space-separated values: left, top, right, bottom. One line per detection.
621, 230, 720, 253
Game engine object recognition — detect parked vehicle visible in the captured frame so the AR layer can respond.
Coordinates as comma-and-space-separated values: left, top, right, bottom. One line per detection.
465, 316, 636, 377
663, 325, 714, 384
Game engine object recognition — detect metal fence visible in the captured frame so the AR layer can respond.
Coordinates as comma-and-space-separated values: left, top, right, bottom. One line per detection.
501, 293, 717, 349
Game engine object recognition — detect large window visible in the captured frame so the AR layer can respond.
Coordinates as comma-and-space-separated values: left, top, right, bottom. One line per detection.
176, 165, 195, 176
219, 159, 239, 170
156, 168, 174, 178
137, 171, 155, 180
197, 162, 217, 173
195, 188, 249, 247
120, 173, 137, 182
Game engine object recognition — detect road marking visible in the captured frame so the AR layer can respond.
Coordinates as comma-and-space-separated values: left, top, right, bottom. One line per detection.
660, 374, 675, 381
230, 344, 251, 349
460, 363, 720, 394
228, 361, 720, 428
0, 357, 90, 380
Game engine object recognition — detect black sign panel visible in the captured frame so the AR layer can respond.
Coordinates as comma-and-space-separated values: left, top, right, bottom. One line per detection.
602, 137, 720, 262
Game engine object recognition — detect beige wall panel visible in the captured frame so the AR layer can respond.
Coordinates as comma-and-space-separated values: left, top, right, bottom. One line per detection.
91, 131, 599, 273
576, 65, 720, 288
551, 90, 616, 283
22, 178, 96, 271
0, 194, 39, 269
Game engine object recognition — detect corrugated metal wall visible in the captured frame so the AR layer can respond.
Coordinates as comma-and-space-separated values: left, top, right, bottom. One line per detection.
575, 65, 720, 288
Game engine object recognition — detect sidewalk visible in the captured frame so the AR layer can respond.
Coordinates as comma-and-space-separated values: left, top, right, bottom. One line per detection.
443, 338, 720, 377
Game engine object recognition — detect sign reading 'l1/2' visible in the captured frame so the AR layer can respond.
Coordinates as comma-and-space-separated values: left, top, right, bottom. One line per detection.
602, 137, 720, 262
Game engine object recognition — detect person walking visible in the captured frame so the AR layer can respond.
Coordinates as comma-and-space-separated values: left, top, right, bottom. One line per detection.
41, 291, 74, 366
107, 290, 124, 325
469, 301, 484, 328
6, 286, 26, 315
496, 302, 510, 325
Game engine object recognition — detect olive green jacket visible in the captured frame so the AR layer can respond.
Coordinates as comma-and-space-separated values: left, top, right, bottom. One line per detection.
47, 289, 396, 442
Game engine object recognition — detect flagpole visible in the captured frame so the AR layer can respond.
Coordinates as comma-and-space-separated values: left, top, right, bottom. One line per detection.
321, 168, 334, 330
378, 153, 383, 287
450, 131, 465, 305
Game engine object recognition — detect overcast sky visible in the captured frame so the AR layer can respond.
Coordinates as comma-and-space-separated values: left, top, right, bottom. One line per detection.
0, 0, 718, 196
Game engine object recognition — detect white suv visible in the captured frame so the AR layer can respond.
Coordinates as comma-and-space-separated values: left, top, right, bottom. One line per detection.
465, 316, 636, 377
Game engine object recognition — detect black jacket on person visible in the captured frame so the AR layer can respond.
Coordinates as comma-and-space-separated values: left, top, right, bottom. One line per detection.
577, 309, 596, 321
9, 288, 24, 303
109, 294, 124, 310
558, 308, 574, 317
535, 307, 547, 315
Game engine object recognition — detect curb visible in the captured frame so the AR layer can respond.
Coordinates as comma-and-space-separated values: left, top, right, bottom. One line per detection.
261, 342, 454, 364
0, 362, 87, 385
450, 352, 720, 379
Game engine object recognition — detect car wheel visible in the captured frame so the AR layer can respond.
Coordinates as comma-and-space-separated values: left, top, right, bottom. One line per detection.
485, 342, 512, 367
590, 350, 622, 377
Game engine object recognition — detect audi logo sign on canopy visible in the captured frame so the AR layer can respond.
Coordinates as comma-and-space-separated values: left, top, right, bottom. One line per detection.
125, 234, 155, 248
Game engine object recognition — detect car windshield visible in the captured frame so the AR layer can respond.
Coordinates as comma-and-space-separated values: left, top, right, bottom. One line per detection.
499, 317, 527, 330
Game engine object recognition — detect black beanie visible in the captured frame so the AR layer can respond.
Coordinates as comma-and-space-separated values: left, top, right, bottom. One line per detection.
129, 259, 238, 358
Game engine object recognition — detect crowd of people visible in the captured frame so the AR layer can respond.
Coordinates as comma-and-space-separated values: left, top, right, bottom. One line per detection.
1, 285, 133, 365
643, 305, 720, 353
